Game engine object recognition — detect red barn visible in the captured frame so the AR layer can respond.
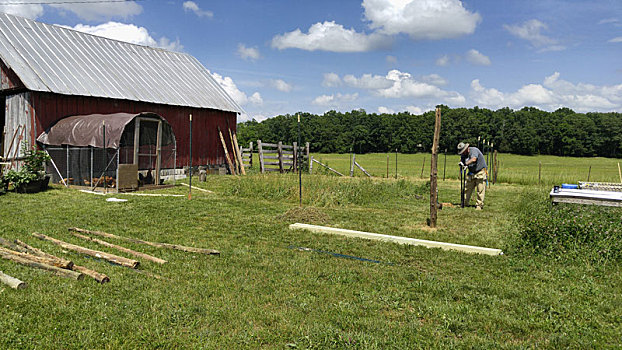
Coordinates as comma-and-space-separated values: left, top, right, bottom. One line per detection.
0, 12, 242, 175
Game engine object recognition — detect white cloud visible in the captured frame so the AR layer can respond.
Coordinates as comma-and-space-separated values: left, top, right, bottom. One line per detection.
237, 43, 261, 60
271, 21, 391, 52
69, 22, 183, 51
608, 37, 622, 43
343, 73, 394, 89
598, 18, 619, 25
503, 19, 565, 51
0, 3, 43, 19
249, 92, 263, 105
210, 71, 263, 106
405, 106, 424, 114
322, 73, 342, 87
270, 79, 293, 92
470, 72, 622, 112
465, 49, 491, 66
362, 0, 481, 40
420, 73, 447, 86
183, 1, 213, 18
436, 55, 450, 66
312, 93, 358, 106
378, 106, 395, 114
374, 70, 465, 104
51, 0, 142, 21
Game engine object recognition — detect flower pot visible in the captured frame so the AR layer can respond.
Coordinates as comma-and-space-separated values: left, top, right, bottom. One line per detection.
15, 176, 50, 194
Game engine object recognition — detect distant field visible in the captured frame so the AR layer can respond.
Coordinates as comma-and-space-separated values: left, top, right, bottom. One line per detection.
304, 152, 622, 186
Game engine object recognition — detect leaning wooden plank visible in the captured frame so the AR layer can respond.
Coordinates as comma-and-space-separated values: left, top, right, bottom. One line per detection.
68, 227, 220, 255
289, 223, 504, 256
0, 247, 74, 269
0, 251, 84, 280
0, 271, 26, 289
180, 183, 214, 193
32, 232, 140, 269
72, 265, 110, 284
13, 239, 74, 269
71, 232, 167, 264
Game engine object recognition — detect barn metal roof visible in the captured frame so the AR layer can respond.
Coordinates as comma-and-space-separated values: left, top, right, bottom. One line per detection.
0, 12, 243, 113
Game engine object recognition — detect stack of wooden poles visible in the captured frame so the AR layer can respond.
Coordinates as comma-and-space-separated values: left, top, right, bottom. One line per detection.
0, 228, 219, 289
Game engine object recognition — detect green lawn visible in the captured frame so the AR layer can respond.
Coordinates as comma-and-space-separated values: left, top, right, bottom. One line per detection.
0, 155, 621, 349
310, 152, 622, 186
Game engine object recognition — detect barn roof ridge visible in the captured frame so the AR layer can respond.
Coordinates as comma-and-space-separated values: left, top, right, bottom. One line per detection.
0, 12, 243, 114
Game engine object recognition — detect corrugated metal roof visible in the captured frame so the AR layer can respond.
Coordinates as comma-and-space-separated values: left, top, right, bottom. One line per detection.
0, 12, 243, 113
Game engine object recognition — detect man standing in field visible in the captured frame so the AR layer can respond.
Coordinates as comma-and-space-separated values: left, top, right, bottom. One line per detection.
458, 142, 487, 210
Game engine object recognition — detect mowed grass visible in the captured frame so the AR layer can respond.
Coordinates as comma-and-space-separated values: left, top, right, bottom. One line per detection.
310, 152, 622, 186
0, 155, 620, 348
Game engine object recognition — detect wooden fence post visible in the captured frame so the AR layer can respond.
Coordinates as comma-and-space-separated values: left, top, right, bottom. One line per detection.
309, 155, 313, 174
429, 107, 441, 228
493, 150, 498, 184
305, 142, 310, 170
350, 153, 355, 177
249, 142, 253, 168
278, 141, 284, 173
258, 139, 264, 173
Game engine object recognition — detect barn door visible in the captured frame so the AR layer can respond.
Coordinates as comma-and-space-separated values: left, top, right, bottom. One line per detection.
133, 118, 162, 185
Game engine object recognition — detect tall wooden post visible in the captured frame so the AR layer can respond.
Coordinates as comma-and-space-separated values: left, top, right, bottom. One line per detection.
429, 107, 442, 228
258, 140, 264, 173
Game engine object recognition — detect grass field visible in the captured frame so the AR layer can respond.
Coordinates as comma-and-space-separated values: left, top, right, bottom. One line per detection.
0, 153, 621, 349
310, 152, 622, 186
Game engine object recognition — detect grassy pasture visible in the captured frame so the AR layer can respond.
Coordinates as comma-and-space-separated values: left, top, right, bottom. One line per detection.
311, 152, 622, 186
0, 153, 621, 349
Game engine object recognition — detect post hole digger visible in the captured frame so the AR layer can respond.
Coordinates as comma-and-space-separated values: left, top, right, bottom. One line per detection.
459, 162, 467, 208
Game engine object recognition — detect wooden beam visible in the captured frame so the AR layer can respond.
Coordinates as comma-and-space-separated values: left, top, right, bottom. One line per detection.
72, 265, 110, 284
32, 232, 139, 269
218, 127, 236, 175
232, 132, 246, 175
0, 271, 26, 289
0, 247, 73, 269
0, 250, 84, 280
14, 239, 74, 269
289, 223, 503, 256
71, 232, 167, 264
68, 227, 220, 255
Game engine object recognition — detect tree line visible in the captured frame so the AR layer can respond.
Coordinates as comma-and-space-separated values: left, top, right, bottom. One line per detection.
237, 106, 622, 158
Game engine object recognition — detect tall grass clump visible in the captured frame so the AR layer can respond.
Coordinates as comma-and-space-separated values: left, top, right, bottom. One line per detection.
512, 189, 622, 263
225, 174, 428, 207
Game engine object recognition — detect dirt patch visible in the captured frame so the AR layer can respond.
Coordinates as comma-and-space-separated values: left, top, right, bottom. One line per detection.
276, 206, 330, 224
419, 225, 438, 233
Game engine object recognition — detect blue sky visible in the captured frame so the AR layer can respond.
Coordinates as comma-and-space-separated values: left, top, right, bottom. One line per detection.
2, 0, 621, 120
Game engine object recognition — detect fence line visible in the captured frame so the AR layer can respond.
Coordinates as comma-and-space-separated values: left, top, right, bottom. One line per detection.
257, 140, 309, 173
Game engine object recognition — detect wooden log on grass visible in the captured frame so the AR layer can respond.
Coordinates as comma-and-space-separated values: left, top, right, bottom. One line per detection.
13, 240, 109, 284
13, 239, 74, 269
0, 247, 73, 269
0, 271, 26, 289
72, 265, 110, 284
32, 232, 139, 269
71, 232, 167, 264
68, 227, 220, 255
0, 250, 84, 280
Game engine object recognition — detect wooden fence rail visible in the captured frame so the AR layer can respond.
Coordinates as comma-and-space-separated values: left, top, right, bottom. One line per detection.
257, 140, 309, 173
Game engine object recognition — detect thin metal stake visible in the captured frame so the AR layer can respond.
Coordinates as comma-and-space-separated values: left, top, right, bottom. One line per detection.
188, 114, 192, 200
297, 114, 302, 206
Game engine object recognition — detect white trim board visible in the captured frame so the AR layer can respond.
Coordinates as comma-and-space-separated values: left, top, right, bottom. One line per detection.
289, 223, 503, 256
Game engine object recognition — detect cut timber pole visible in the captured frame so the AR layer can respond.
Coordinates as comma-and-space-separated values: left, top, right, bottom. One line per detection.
290, 223, 503, 256
0, 247, 73, 269
0, 271, 26, 289
0, 250, 84, 280
32, 232, 139, 269
72, 265, 110, 284
228, 127, 240, 174
71, 232, 167, 264
232, 131, 246, 175
354, 161, 372, 177
13, 239, 108, 284
218, 126, 236, 175
429, 106, 441, 228
14, 239, 73, 269
68, 227, 220, 255
618, 163, 621, 183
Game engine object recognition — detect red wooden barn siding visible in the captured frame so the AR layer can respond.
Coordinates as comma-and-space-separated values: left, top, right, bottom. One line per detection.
0, 60, 25, 91
30, 92, 237, 167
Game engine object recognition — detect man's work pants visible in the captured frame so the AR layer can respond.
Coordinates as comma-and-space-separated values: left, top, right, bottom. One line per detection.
465, 168, 486, 209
